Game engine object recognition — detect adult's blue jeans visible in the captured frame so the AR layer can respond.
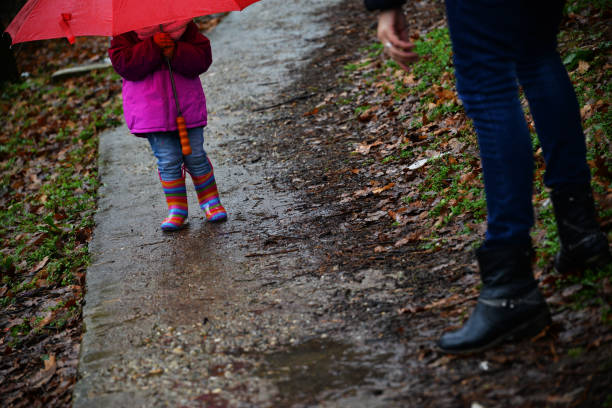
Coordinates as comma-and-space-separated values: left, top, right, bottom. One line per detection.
146, 126, 212, 181
445, 0, 590, 247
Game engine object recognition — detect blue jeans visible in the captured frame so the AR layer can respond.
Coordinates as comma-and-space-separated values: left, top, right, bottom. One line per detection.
445, 0, 590, 246
146, 127, 212, 181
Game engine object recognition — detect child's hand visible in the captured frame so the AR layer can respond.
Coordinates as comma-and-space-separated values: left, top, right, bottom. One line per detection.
153, 32, 176, 59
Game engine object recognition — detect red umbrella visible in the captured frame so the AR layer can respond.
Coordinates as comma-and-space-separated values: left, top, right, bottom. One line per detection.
6, 0, 261, 155
6, 0, 260, 45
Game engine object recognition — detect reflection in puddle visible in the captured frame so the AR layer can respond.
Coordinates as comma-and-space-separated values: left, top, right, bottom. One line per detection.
257, 338, 384, 405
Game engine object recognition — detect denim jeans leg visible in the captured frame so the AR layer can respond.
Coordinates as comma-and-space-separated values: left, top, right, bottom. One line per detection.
147, 132, 184, 181
446, 0, 534, 246
183, 127, 212, 177
517, 53, 590, 189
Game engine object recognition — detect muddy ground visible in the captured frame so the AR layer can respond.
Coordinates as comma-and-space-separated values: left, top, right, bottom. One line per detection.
2, 0, 610, 407
232, 1, 611, 407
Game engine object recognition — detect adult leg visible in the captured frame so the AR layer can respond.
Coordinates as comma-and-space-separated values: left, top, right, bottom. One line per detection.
446, 0, 534, 247
515, 0, 589, 189
438, 0, 549, 354
516, 3, 610, 273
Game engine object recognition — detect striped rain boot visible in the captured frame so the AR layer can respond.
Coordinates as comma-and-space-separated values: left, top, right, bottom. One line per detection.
190, 167, 227, 222
159, 176, 188, 231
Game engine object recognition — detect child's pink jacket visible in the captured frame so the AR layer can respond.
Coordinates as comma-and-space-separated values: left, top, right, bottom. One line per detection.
108, 22, 212, 135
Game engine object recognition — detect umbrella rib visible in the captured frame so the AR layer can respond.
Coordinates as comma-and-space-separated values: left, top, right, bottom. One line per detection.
7, 0, 40, 44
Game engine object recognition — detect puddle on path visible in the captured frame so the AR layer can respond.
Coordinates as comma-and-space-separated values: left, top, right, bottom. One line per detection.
256, 338, 386, 405
154, 229, 241, 326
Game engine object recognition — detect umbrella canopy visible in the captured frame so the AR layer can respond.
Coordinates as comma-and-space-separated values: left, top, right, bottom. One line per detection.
6, 0, 260, 44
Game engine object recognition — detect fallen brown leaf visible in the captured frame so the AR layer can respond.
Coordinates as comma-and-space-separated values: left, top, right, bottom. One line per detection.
30, 256, 50, 274
29, 354, 57, 389
354, 139, 383, 155
372, 182, 395, 194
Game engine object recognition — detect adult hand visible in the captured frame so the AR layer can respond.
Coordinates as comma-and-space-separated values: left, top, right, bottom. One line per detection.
153, 32, 176, 59
377, 8, 418, 70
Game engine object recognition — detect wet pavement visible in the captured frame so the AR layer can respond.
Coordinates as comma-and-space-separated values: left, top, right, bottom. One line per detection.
70, 1, 387, 406
70, 1, 612, 406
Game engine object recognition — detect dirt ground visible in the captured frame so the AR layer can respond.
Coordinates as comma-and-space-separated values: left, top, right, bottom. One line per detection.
235, 1, 611, 407
1, 0, 611, 406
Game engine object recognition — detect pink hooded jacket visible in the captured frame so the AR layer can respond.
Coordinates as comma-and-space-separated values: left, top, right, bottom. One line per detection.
108, 22, 212, 135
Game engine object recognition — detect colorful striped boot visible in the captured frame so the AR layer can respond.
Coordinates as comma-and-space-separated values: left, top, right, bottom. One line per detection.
191, 169, 227, 222
160, 177, 188, 231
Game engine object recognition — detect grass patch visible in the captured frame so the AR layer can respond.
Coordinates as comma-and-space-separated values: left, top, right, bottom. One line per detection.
0, 63, 122, 347
340, 0, 610, 283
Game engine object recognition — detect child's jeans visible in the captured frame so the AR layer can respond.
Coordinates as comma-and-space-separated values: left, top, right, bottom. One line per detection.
445, 0, 591, 247
146, 126, 212, 181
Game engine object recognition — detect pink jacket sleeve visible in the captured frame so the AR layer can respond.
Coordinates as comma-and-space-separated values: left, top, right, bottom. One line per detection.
109, 32, 164, 81
170, 22, 213, 78
109, 22, 211, 81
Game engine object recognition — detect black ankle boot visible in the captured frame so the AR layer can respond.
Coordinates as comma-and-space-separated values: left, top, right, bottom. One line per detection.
551, 183, 611, 274
437, 244, 551, 354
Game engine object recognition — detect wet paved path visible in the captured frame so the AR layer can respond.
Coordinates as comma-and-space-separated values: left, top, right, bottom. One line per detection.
72, 1, 351, 406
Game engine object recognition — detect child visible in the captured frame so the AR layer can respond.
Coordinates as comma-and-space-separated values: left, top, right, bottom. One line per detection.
108, 19, 227, 231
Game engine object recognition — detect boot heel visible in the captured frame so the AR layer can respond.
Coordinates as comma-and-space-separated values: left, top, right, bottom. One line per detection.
509, 308, 551, 341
